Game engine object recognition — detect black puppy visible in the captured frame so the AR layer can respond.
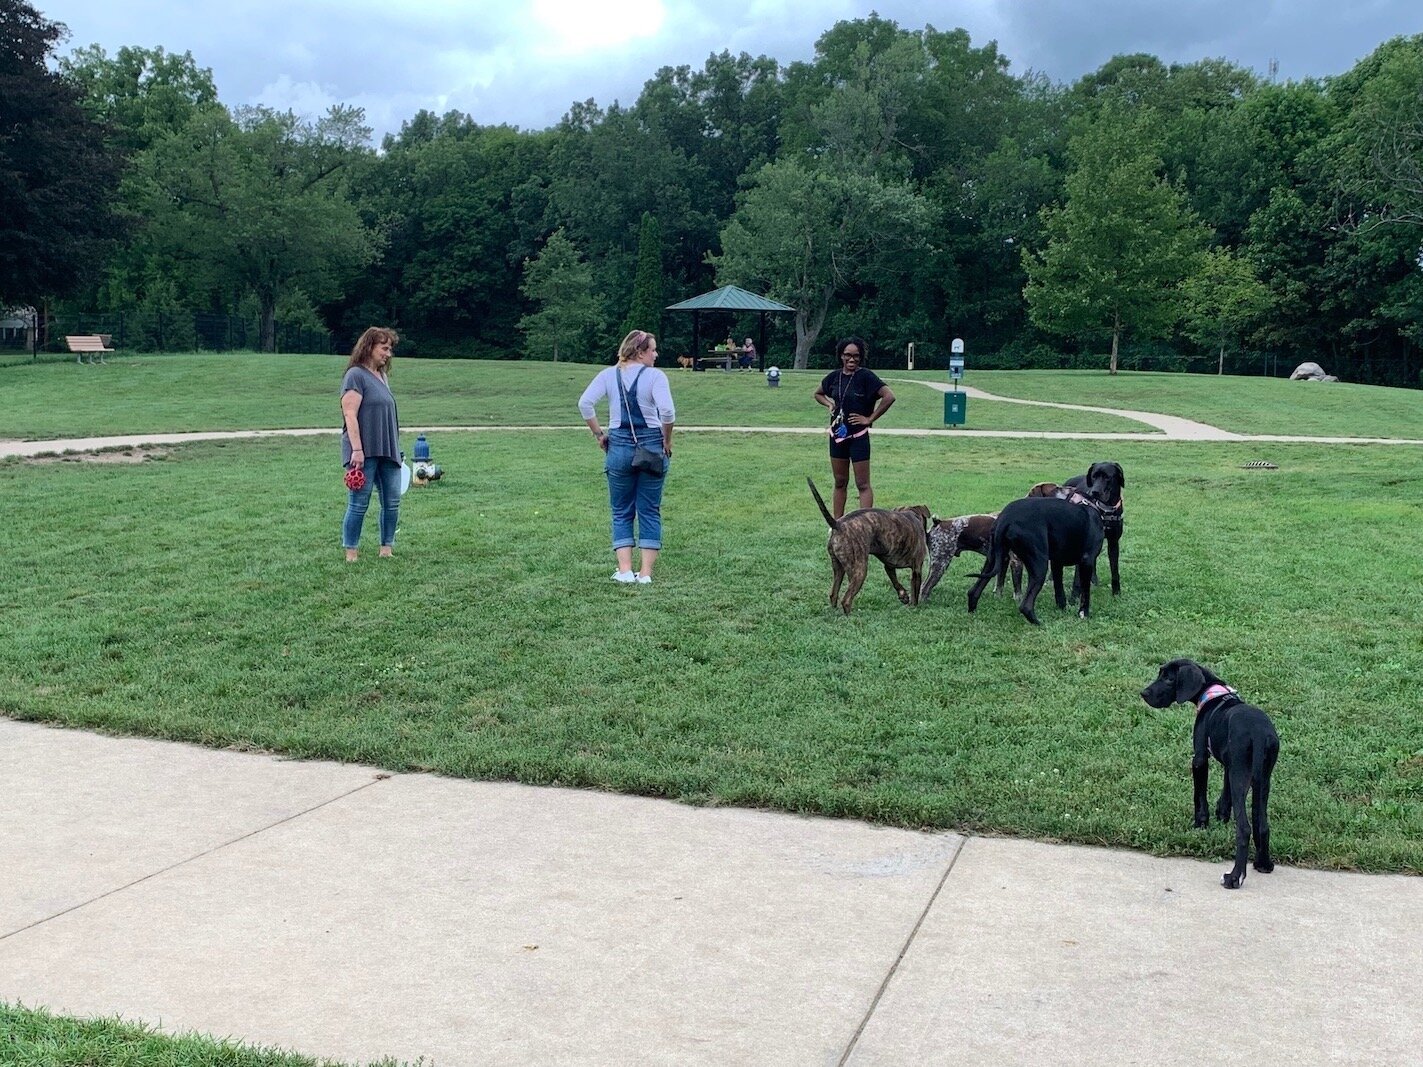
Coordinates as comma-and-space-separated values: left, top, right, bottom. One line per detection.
1141, 658, 1280, 890
966, 497, 1104, 625
1064, 461, 1124, 595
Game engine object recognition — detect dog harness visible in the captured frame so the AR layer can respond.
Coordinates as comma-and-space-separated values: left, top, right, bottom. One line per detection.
1196, 683, 1237, 711
1066, 491, 1124, 532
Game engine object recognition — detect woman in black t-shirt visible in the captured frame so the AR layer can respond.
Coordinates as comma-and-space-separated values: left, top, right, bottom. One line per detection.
812, 336, 896, 518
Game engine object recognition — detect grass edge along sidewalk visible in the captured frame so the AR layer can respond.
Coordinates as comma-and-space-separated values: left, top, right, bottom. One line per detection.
0, 1001, 421, 1067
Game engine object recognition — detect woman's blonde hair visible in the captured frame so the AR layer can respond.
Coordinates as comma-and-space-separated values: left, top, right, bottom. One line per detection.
616, 329, 655, 364
348, 327, 399, 372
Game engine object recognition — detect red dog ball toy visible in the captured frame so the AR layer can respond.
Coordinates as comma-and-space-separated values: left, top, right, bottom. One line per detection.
344, 466, 366, 491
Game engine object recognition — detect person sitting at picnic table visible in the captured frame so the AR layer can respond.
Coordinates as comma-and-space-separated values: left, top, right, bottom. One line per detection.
738, 337, 756, 370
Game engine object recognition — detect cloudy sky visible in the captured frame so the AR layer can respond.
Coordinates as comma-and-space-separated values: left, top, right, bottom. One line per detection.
40, 0, 1422, 142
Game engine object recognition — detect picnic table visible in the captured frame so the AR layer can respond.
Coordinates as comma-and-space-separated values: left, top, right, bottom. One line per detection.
698, 350, 737, 371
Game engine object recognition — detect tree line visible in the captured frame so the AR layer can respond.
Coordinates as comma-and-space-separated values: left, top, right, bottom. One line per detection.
2, 1, 1421, 383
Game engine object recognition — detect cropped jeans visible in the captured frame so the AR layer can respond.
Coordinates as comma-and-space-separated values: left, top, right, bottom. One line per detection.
342, 456, 402, 548
604, 426, 667, 550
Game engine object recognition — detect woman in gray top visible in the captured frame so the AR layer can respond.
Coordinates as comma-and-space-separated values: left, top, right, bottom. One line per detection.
339, 327, 402, 562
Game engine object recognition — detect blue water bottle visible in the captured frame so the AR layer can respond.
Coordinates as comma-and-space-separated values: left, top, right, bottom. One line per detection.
413, 434, 430, 462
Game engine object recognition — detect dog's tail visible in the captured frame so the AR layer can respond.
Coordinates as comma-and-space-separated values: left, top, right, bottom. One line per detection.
807, 477, 838, 529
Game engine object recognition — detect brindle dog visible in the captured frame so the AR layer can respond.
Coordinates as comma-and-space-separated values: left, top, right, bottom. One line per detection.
808, 478, 931, 615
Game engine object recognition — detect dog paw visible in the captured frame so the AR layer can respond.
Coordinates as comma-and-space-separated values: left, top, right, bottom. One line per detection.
1221, 870, 1245, 889
1254, 858, 1275, 874
1193, 815, 1209, 829
1215, 804, 1231, 823
897, 591, 911, 605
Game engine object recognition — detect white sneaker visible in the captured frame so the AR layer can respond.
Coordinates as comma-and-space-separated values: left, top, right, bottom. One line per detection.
611, 571, 637, 584
635, 575, 653, 585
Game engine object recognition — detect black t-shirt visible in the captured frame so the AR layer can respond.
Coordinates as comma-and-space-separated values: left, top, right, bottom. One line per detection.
820, 367, 886, 424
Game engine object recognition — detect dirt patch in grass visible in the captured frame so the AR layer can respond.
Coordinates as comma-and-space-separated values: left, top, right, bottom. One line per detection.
25, 447, 169, 465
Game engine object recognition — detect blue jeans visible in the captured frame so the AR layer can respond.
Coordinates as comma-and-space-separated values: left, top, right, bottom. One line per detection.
342, 457, 401, 548
605, 428, 667, 550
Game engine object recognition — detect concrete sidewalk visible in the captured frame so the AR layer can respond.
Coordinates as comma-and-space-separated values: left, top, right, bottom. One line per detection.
3, 719, 1419, 1066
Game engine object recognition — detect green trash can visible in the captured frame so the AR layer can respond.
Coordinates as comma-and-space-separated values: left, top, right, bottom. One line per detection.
944, 391, 967, 426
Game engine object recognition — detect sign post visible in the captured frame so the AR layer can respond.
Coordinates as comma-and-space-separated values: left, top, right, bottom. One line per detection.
944, 338, 967, 426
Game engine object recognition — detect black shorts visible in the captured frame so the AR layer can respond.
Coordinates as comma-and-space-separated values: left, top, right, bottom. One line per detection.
829, 431, 871, 462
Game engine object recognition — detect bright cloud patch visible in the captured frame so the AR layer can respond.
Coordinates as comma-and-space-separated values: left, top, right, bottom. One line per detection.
530, 0, 666, 55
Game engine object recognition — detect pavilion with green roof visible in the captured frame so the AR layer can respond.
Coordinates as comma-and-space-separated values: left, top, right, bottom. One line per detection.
665, 285, 795, 371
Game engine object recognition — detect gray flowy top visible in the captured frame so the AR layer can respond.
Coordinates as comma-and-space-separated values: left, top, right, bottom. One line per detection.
339, 366, 401, 464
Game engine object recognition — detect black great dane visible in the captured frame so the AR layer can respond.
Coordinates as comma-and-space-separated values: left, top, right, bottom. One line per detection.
1063, 461, 1124, 595
1141, 658, 1280, 889
966, 497, 1104, 625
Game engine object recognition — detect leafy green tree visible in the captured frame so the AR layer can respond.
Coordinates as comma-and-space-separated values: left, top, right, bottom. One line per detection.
59, 44, 219, 153
1189, 81, 1333, 246
1331, 35, 1423, 229
633, 51, 782, 227
519, 229, 603, 361
713, 159, 931, 367
1244, 184, 1333, 359
0, 0, 123, 311
344, 114, 553, 353
546, 101, 709, 351
57, 44, 224, 313
620, 212, 664, 338
1024, 104, 1207, 373
130, 104, 378, 351
1181, 248, 1271, 373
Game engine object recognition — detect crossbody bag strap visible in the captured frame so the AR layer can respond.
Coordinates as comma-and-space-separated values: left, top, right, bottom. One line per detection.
616, 366, 647, 447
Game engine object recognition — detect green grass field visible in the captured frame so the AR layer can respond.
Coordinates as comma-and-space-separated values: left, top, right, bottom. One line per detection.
4, 372, 1421, 872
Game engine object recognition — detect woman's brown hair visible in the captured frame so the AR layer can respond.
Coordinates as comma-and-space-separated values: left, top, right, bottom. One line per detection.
347, 327, 399, 372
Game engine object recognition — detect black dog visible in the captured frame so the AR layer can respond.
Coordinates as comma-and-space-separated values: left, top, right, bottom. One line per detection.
1063, 461, 1124, 595
1141, 658, 1280, 890
966, 497, 1104, 625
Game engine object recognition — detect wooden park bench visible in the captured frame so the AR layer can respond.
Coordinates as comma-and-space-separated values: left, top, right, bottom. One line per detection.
66, 335, 114, 365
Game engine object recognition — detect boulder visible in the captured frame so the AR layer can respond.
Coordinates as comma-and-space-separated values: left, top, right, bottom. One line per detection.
1289, 361, 1337, 382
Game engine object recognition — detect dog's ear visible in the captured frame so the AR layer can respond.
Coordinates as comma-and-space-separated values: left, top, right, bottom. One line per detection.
1110, 462, 1124, 487
1173, 660, 1205, 704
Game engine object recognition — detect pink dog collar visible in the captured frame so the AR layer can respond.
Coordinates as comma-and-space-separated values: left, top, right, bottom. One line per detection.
1196, 683, 1237, 710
